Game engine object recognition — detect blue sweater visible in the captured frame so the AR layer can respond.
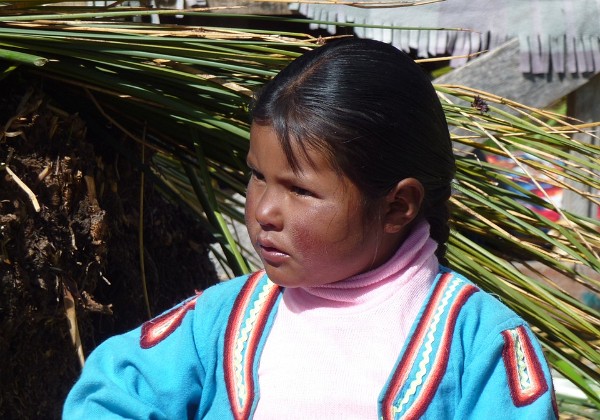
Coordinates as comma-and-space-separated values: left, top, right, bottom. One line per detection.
63, 268, 558, 419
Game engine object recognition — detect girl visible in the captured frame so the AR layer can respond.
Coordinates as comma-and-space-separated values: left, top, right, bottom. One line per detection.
63, 38, 557, 419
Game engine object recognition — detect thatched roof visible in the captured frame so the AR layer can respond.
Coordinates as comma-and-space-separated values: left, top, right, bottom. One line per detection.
291, 0, 600, 75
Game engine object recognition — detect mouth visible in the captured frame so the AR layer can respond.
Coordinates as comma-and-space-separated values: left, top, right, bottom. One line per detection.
257, 238, 289, 265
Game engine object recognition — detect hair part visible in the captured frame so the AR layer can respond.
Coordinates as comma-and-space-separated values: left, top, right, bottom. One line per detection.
251, 38, 455, 264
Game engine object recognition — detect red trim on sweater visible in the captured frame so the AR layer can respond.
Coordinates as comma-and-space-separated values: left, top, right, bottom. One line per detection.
140, 292, 202, 349
501, 326, 549, 407
223, 271, 281, 420
404, 284, 477, 418
382, 273, 477, 419
382, 272, 451, 419
224, 271, 263, 418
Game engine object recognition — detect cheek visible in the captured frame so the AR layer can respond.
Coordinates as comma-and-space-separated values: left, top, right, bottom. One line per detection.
289, 206, 356, 259
287, 207, 325, 259
289, 223, 320, 256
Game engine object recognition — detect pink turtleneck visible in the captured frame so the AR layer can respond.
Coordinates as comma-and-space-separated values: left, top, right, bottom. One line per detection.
253, 220, 439, 419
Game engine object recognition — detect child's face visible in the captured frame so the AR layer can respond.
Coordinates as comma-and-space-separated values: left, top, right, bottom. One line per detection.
245, 124, 398, 288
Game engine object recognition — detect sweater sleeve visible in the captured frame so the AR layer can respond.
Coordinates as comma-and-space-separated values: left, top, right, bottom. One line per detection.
456, 322, 558, 419
62, 293, 205, 419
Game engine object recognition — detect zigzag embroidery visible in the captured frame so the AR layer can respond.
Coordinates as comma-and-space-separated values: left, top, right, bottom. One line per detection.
514, 331, 532, 388
381, 272, 478, 420
394, 277, 463, 414
224, 271, 281, 420
233, 279, 278, 406
502, 326, 548, 407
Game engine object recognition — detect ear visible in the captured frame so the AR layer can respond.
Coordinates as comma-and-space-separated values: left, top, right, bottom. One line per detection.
383, 178, 424, 234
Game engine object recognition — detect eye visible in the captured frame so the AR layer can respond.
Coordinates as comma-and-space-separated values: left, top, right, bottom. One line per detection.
249, 168, 265, 182
291, 185, 313, 197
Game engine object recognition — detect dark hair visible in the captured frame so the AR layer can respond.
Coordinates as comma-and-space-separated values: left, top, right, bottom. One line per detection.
251, 38, 455, 264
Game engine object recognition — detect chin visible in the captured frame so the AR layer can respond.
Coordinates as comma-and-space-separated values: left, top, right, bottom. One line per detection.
262, 267, 306, 288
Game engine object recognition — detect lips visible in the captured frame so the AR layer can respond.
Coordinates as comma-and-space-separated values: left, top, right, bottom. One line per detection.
257, 237, 288, 265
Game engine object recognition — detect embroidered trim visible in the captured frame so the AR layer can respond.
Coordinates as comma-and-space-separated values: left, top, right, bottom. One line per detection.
382, 272, 478, 419
502, 325, 549, 407
140, 292, 202, 349
224, 271, 281, 420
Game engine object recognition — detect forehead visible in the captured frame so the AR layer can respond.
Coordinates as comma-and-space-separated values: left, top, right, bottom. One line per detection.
248, 123, 330, 174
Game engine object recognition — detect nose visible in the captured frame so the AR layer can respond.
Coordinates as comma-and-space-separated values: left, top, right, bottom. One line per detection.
253, 187, 283, 231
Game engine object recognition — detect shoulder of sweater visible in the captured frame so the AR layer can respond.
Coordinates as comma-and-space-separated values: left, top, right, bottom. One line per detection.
440, 268, 534, 348
441, 266, 519, 317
